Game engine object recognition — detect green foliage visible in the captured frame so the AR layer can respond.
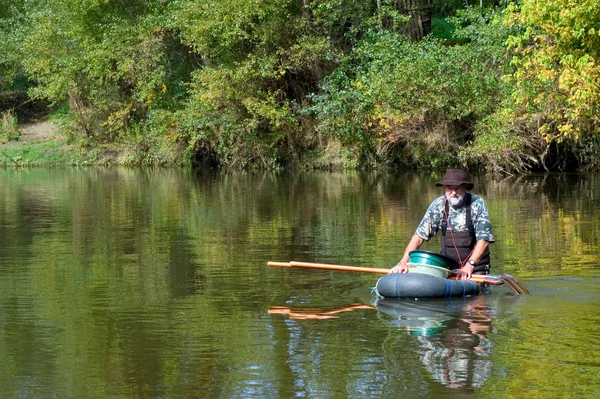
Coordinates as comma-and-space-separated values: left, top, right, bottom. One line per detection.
5, 0, 600, 172
117, 108, 190, 166
177, 65, 292, 168
451, 6, 549, 173
306, 0, 379, 47
173, 0, 347, 168
571, 135, 600, 170
310, 12, 508, 168
432, 0, 467, 17
461, 107, 547, 173
432, 0, 505, 18
1, 0, 512, 169
17, 0, 183, 145
457, 0, 600, 172
173, 0, 295, 63
0, 0, 29, 90
172, 0, 295, 167
429, 17, 460, 42
505, 0, 600, 143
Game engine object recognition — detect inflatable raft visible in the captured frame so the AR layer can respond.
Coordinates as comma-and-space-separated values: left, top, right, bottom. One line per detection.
375, 272, 481, 299
268, 250, 499, 299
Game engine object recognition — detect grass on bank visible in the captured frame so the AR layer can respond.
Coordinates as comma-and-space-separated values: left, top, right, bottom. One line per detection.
0, 140, 99, 167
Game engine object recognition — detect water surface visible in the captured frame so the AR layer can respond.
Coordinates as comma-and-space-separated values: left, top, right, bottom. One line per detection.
0, 169, 598, 398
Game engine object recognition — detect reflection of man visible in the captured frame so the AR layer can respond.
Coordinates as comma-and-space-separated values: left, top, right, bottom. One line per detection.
375, 295, 495, 388
416, 296, 494, 388
389, 169, 494, 279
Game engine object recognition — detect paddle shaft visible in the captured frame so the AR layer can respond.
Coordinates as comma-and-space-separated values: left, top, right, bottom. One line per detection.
268, 261, 500, 285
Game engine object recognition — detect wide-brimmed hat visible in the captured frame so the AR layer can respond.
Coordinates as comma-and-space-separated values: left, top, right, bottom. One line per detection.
435, 169, 474, 190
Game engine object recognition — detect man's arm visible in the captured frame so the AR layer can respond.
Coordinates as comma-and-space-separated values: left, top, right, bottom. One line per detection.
388, 234, 425, 274
455, 239, 490, 279
390, 197, 442, 274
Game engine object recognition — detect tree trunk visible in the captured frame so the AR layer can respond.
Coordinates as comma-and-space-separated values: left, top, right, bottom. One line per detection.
395, 0, 432, 41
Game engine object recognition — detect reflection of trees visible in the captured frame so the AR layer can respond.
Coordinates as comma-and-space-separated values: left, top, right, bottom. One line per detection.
0, 168, 598, 396
482, 173, 600, 272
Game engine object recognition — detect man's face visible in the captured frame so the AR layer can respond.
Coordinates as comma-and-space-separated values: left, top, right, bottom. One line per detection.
444, 184, 467, 207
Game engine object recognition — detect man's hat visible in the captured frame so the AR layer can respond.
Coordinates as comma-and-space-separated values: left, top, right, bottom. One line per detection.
435, 169, 474, 190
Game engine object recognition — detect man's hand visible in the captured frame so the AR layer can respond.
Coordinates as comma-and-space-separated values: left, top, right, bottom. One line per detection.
455, 264, 474, 280
388, 260, 409, 274
390, 235, 425, 274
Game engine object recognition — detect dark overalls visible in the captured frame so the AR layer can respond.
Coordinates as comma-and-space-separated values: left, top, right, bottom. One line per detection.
440, 194, 490, 275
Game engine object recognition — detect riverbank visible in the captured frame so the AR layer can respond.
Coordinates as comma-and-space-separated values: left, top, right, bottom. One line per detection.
0, 118, 342, 169
0, 120, 95, 167
1, 119, 184, 167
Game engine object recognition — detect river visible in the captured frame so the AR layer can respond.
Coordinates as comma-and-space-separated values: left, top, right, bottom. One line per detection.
0, 168, 598, 398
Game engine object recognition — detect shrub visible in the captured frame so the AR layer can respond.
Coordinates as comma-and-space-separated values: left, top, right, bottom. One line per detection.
0, 110, 19, 142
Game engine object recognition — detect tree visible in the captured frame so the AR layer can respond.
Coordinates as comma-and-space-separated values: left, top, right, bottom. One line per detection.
17, 0, 178, 141
506, 0, 600, 142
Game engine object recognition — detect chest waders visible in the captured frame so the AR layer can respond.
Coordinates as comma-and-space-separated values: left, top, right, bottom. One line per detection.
440, 193, 490, 274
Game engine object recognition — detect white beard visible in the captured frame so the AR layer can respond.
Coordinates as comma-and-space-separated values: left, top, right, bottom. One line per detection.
446, 193, 465, 208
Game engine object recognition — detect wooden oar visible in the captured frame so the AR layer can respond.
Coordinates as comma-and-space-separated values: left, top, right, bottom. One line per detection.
269, 261, 390, 274
268, 261, 527, 294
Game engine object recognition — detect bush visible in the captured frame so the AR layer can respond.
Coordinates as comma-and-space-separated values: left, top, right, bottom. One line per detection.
0, 110, 19, 142
310, 18, 507, 168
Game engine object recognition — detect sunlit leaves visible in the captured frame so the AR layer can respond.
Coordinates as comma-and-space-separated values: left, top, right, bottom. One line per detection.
173, 0, 343, 168
506, 0, 600, 141
173, 0, 294, 64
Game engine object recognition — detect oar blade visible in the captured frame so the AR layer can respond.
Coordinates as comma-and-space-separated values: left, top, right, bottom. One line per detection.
501, 273, 529, 295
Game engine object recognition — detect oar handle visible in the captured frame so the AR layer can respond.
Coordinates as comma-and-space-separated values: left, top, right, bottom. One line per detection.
268, 261, 389, 273
459, 274, 503, 285
268, 261, 503, 285
268, 261, 292, 268
284, 261, 390, 274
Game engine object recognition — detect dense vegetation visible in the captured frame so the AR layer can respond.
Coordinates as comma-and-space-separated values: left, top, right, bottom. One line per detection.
1, 0, 599, 172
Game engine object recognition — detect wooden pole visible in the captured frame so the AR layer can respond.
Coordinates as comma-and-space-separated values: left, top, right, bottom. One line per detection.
267, 260, 505, 286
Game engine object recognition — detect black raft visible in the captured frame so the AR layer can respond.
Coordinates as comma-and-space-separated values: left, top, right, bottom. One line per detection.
375, 273, 480, 299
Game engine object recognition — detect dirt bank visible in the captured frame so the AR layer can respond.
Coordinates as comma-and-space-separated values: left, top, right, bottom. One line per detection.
2, 120, 58, 148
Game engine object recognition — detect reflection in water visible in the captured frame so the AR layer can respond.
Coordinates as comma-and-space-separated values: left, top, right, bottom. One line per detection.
375, 294, 496, 389
0, 169, 599, 397
271, 293, 498, 390
268, 304, 376, 320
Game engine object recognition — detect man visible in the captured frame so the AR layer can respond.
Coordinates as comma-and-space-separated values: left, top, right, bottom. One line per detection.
389, 169, 494, 280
